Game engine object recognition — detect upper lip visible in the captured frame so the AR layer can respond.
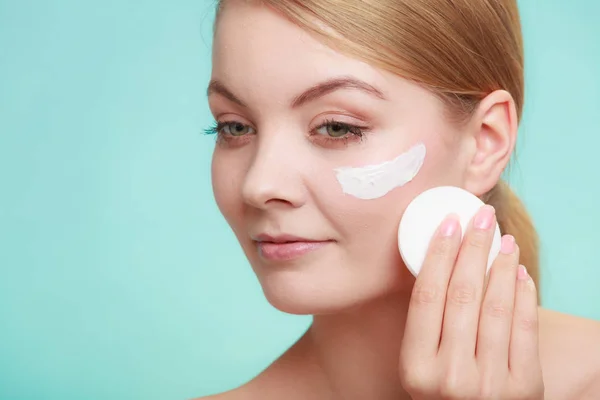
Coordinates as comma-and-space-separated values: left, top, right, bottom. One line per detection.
253, 233, 325, 243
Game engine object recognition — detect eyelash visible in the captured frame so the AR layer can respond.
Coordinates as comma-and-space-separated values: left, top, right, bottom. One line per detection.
316, 119, 368, 142
203, 119, 369, 145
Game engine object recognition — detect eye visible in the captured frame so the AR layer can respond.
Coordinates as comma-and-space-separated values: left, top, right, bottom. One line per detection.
313, 120, 367, 142
316, 121, 351, 138
221, 122, 255, 136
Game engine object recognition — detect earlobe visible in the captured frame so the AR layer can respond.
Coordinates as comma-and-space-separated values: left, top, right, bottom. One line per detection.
463, 90, 518, 196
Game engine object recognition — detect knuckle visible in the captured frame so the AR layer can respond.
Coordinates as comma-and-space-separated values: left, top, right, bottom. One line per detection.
438, 365, 474, 399
483, 300, 512, 319
517, 315, 539, 332
429, 236, 455, 257
466, 230, 489, 249
510, 377, 545, 400
399, 366, 435, 395
439, 374, 462, 399
477, 390, 498, 400
477, 377, 496, 400
447, 282, 478, 306
412, 282, 444, 305
477, 389, 495, 400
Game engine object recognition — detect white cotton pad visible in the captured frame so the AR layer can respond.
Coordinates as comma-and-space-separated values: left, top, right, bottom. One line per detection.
398, 186, 502, 277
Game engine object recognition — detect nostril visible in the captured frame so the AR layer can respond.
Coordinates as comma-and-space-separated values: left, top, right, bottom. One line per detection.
241, 170, 307, 210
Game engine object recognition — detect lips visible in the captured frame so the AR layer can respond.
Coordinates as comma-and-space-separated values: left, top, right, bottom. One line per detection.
253, 234, 332, 261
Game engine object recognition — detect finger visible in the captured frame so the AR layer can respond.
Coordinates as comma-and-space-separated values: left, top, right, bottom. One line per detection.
476, 235, 519, 380
439, 205, 496, 359
402, 214, 461, 362
509, 265, 541, 376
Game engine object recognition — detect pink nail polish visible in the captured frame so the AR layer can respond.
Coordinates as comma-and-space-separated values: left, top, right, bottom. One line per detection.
500, 235, 515, 254
517, 265, 528, 280
474, 205, 495, 230
440, 215, 459, 237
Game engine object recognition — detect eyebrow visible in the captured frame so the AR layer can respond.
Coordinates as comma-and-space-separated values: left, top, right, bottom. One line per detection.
291, 77, 386, 107
206, 76, 386, 109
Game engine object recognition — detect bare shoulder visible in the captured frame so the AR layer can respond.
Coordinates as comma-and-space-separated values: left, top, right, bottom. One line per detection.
190, 371, 278, 400
192, 332, 329, 400
539, 307, 600, 350
191, 385, 252, 400
538, 307, 600, 399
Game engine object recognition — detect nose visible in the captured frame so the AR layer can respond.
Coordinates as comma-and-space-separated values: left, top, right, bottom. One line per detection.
241, 137, 307, 210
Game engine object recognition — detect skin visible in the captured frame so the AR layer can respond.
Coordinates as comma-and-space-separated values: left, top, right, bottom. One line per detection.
201, 2, 600, 399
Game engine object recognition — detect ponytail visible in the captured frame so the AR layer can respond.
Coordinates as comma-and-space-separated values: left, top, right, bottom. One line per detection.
482, 180, 541, 304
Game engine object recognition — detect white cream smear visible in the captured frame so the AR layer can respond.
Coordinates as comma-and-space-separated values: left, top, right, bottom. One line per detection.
334, 143, 427, 200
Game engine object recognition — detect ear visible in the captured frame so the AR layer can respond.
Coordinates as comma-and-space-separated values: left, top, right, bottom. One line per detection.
463, 90, 518, 196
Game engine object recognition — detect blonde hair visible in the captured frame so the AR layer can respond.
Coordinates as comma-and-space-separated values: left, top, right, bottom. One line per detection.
216, 0, 540, 302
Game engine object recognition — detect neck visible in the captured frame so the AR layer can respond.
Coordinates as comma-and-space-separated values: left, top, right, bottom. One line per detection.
308, 289, 414, 400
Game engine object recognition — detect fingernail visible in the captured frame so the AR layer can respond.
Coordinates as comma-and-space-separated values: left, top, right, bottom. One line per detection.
517, 264, 528, 280
500, 235, 516, 254
440, 214, 460, 237
474, 205, 495, 230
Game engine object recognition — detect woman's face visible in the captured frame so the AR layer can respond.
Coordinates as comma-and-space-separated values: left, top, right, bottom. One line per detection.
208, 1, 470, 314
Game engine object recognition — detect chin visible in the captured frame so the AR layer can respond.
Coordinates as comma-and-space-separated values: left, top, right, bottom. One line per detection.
241, 239, 410, 315
254, 262, 404, 316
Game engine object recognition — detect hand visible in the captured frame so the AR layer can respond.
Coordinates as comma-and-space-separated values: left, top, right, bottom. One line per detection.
399, 205, 544, 399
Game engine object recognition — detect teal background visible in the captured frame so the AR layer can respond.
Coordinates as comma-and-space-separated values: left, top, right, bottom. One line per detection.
0, 0, 598, 398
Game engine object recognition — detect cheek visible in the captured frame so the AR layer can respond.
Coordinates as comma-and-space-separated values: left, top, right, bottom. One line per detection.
321, 139, 464, 239
325, 188, 415, 240
416, 137, 466, 187
211, 151, 243, 225
313, 167, 411, 244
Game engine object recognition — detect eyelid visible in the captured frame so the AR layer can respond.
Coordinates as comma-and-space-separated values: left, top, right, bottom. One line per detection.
311, 112, 368, 128
214, 113, 371, 137
313, 119, 365, 132
215, 113, 254, 125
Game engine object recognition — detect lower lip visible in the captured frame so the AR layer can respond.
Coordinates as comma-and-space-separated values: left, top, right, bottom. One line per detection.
257, 241, 332, 261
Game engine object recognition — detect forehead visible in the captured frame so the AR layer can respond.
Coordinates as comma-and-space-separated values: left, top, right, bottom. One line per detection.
211, 1, 446, 120
213, 2, 389, 94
